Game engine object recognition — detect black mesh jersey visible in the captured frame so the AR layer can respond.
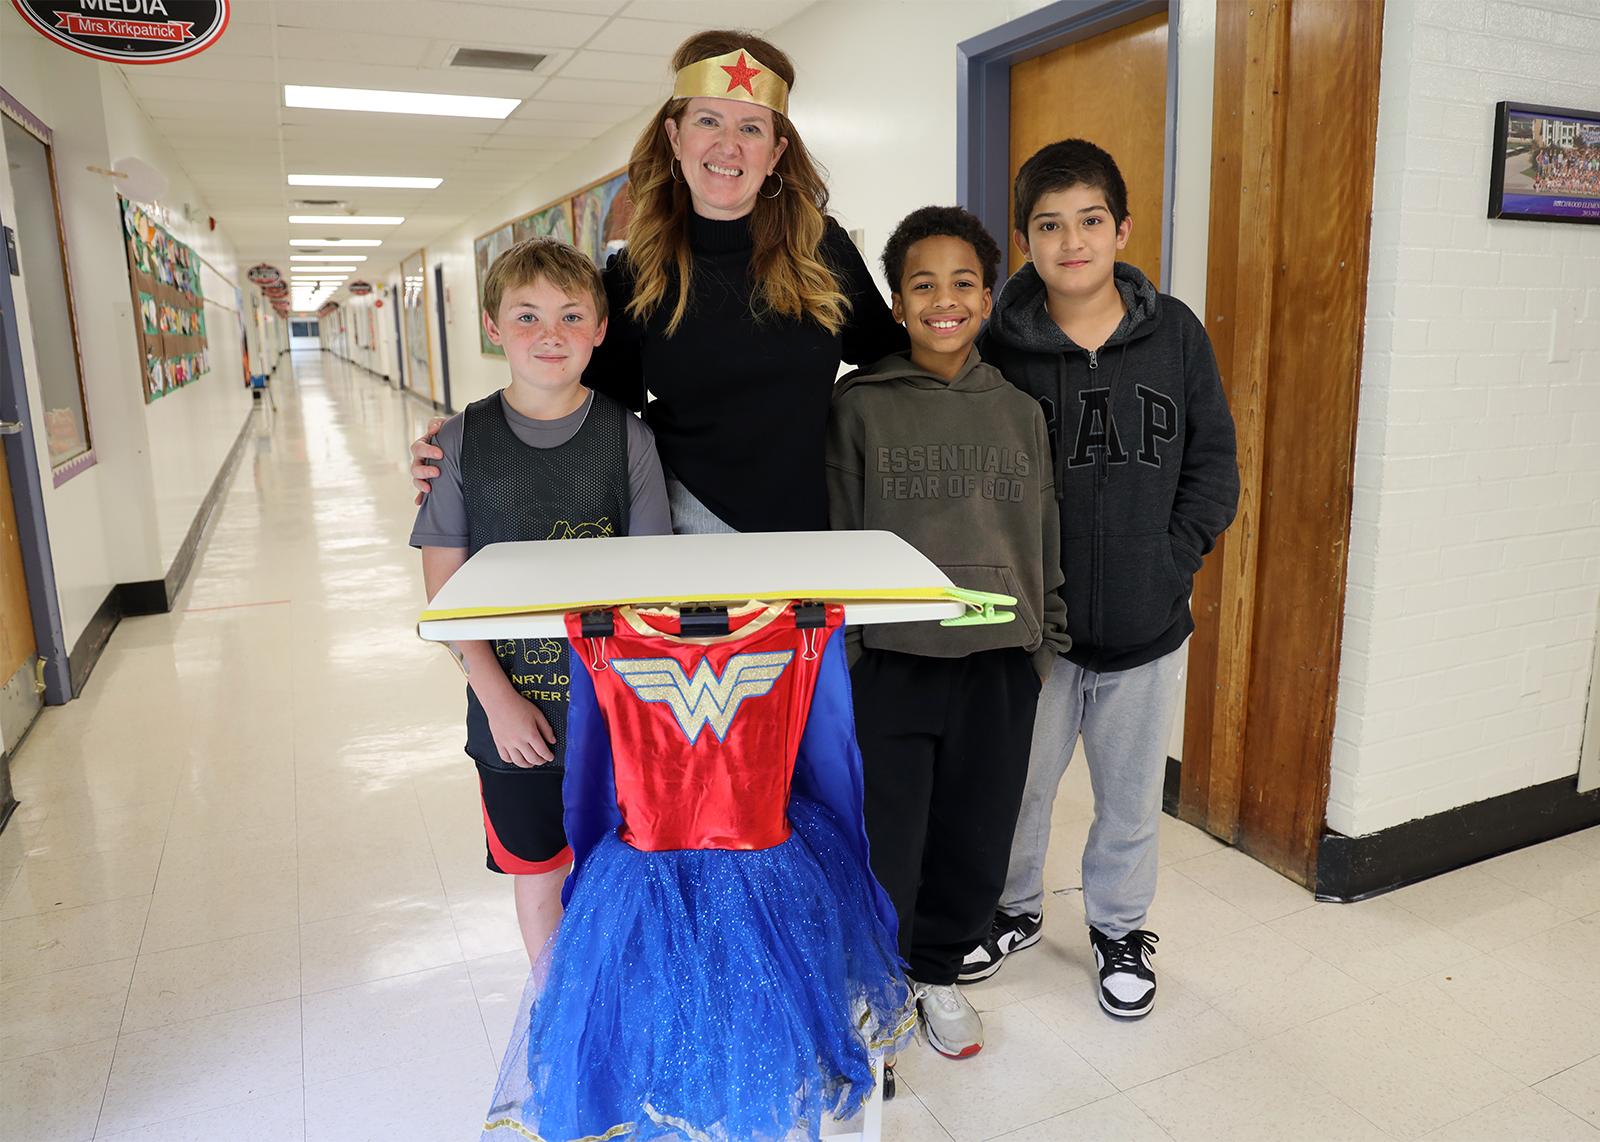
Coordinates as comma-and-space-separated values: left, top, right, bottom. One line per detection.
460, 390, 630, 770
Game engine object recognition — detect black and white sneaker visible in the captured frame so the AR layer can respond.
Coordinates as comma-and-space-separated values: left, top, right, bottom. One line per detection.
957, 910, 1043, 983
1089, 927, 1158, 1018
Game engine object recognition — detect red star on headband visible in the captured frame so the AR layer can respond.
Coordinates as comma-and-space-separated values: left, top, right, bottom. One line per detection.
721, 52, 762, 96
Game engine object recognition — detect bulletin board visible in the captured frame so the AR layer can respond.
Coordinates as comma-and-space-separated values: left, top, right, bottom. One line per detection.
472, 167, 632, 358
120, 197, 209, 402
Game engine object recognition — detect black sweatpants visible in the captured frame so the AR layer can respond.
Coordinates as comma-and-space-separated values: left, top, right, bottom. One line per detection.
851, 645, 1040, 985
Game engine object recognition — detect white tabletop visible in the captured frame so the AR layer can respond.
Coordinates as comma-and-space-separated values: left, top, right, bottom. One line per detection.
417, 530, 966, 641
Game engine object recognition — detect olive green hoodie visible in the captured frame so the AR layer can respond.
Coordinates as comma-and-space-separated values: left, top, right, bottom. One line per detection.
826, 346, 1070, 678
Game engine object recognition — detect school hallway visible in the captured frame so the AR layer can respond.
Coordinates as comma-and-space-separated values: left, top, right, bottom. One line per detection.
0, 349, 1595, 1140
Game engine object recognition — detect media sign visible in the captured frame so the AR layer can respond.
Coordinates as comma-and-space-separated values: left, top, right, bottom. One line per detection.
11, 0, 229, 65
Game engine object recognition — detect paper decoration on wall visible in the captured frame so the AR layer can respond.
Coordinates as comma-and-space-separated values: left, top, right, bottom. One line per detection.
120, 196, 209, 403
10, 0, 230, 64
472, 168, 628, 358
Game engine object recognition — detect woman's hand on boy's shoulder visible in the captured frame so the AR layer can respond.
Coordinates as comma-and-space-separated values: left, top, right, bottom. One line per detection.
410, 416, 449, 504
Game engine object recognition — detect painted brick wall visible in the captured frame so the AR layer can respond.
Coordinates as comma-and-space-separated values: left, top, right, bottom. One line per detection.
1331, 0, 1600, 837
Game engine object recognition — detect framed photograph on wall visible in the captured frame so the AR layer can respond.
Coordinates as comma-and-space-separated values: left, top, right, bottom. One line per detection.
1489, 101, 1600, 224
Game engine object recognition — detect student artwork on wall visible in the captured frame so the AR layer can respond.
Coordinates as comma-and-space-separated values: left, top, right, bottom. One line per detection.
573, 171, 633, 268
121, 197, 209, 403
473, 168, 629, 358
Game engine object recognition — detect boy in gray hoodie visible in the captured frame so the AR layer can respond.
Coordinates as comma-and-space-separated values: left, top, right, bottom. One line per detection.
827, 206, 1071, 1060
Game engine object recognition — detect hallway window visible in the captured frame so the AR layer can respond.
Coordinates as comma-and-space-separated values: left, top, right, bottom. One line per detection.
1, 103, 92, 477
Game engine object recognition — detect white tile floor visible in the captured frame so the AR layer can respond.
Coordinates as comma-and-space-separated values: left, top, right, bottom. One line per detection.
0, 350, 1597, 1141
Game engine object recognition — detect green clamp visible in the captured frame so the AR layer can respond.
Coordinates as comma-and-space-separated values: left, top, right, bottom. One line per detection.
940, 586, 1017, 627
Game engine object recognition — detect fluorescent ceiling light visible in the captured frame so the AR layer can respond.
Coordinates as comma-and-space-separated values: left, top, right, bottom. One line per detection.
289, 174, 442, 189
292, 254, 367, 261
289, 216, 404, 225
290, 239, 382, 247
285, 85, 519, 120
292, 269, 354, 275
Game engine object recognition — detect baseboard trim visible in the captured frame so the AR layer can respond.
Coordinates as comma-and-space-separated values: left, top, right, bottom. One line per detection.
67, 406, 256, 696
327, 349, 391, 385
158, 405, 255, 608
1158, 758, 1600, 902
403, 386, 447, 415
68, 587, 121, 697
1315, 775, 1600, 901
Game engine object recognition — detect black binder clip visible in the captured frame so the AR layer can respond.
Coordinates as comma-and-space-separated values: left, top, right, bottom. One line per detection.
678, 605, 730, 637
794, 602, 827, 629
579, 610, 614, 639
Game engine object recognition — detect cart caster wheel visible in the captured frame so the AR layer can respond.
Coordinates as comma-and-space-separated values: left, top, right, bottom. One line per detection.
883, 1061, 896, 1101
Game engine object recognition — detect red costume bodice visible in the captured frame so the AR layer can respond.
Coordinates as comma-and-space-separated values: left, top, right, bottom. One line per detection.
564, 603, 842, 852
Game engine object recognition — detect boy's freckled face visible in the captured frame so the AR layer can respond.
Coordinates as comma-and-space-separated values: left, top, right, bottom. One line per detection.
892, 235, 993, 364
1017, 184, 1131, 301
484, 278, 606, 392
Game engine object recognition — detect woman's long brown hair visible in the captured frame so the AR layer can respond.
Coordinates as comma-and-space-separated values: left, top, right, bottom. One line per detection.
624, 30, 849, 336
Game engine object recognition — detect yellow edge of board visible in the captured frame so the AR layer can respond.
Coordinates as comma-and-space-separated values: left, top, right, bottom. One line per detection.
418, 586, 959, 623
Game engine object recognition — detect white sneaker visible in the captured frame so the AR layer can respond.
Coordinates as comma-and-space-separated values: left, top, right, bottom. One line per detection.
914, 982, 983, 1058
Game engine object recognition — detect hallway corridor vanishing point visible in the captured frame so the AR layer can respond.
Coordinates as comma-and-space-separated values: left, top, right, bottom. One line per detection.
2, 351, 1598, 1142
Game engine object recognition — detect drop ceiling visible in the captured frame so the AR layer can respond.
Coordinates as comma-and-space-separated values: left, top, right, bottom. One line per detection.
116, 0, 815, 302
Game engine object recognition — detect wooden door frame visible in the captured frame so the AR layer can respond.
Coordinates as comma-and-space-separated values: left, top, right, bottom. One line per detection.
0, 206, 73, 708
956, 0, 1179, 291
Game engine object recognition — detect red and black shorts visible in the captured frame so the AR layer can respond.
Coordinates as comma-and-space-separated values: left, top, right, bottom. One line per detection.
474, 758, 572, 875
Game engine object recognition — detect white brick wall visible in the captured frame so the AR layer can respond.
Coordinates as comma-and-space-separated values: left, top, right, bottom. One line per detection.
1331, 0, 1600, 837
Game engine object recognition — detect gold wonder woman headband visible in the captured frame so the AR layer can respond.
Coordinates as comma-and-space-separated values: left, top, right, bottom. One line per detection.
672, 48, 789, 117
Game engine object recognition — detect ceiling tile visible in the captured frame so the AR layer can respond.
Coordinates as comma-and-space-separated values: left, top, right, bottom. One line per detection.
474, 0, 627, 12
121, 75, 276, 105
272, 26, 433, 68
534, 76, 670, 106
557, 50, 668, 84
585, 17, 704, 56
503, 98, 634, 125
143, 99, 280, 123
617, 0, 815, 30
119, 54, 278, 82
270, 1, 606, 49
273, 59, 544, 99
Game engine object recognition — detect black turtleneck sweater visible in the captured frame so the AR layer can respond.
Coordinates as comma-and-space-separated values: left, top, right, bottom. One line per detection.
585, 212, 907, 533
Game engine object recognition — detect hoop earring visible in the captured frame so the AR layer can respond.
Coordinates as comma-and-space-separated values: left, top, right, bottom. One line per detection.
760, 171, 783, 199
670, 157, 684, 183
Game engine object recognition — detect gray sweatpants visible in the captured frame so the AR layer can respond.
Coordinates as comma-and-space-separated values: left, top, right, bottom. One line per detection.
1000, 644, 1186, 940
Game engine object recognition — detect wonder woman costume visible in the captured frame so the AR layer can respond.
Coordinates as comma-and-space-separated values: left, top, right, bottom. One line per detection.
483, 601, 913, 1142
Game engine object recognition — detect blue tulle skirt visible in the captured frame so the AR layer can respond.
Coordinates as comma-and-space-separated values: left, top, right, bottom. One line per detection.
483, 796, 913, 1142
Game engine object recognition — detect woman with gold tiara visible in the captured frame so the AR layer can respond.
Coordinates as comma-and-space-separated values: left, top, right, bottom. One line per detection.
472, 41, 914, 1140
412, 30, 907, 537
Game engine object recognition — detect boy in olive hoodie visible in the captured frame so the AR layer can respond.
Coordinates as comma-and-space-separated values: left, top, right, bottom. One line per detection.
827, 206, 1070, 1060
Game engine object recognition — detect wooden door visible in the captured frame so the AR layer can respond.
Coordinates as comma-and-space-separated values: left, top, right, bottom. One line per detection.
0, 454, 37, 689
1008, 12, 1168, 279
1180, 0, 1385, 887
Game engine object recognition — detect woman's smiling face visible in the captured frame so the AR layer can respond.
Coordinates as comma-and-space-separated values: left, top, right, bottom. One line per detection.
664, 97, 788, 221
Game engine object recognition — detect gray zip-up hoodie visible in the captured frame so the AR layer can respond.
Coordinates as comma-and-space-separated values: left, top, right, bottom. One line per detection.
977, 262, 1239, 673
826, 346, 1071, 678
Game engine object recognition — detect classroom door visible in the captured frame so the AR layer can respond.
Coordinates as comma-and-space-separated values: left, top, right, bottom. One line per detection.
1007, 12, 1169, 280
0, 209, 45, 797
